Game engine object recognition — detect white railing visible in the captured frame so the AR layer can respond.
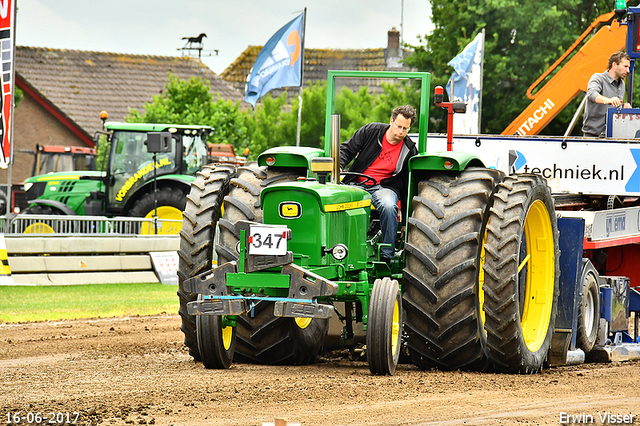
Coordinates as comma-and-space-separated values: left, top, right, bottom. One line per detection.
0, 214, 183, 236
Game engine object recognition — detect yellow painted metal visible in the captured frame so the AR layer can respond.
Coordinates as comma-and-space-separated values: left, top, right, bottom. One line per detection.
518, 254, 531, 273
221, 324, 233, 350
391, 299, 400, 357
324, 198, 371, 212
310, 157, 334, 173
479, 227, 488, 325
36, 175, 81, 182
280, 203, 301, 218
140, 206, 183, 234
295, 317, 312, 329
23, 223, 55, 234
520, 199, 555, 353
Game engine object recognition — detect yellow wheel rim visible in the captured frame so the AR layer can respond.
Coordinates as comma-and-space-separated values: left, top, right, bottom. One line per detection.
24, 222, 55, 234
295, 317, 312, 329
391, 298, 400, 357
140, 206, 183, 235
221, 323, 233, 351
479, 226, 488, 326
520, 199, 555, 352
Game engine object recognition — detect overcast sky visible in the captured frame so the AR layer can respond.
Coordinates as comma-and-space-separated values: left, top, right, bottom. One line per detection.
15, 0, 434, 75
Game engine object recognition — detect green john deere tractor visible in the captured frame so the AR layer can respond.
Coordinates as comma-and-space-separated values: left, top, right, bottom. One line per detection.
178, 70, 560, 375
22, 122, 211, 234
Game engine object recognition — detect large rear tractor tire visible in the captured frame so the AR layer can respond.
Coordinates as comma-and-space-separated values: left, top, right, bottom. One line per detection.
576, 260, 600, 354
129, 186, 187, 235
217, 164, 330, 365
483, 174, 560, 373
177, 164, 236, 362
367, 277, 403, 375
403, 167, 503, 370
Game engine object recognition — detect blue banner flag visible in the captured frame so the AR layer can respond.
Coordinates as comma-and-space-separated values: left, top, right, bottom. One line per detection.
245, 13, 304, 107
446, 31, 484, 134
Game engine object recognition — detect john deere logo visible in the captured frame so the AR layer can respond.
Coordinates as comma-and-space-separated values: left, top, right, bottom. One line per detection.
279, 202, 301, 219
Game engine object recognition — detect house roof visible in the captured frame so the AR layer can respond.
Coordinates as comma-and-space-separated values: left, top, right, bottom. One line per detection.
15, 46, 244, 142
221, 45, 412, 94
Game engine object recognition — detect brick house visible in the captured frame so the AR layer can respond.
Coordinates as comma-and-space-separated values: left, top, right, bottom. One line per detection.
4, 46, 243, 187
5, 28, 411, 193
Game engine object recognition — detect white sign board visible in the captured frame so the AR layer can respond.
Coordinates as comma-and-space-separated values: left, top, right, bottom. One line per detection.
423, 134, 640, 196
248, 225, 288, 256
149, 251, 178, 285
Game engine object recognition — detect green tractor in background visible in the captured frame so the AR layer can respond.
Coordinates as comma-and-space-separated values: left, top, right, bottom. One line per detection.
178, 70, 560, 375
22, 122, 212, 234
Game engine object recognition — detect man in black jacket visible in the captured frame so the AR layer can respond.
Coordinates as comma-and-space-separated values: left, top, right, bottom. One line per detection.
339, 105, 418, 263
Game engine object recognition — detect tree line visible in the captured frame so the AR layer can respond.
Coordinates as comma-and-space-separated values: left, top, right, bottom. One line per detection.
120, 0, 638, 159
124, 73, 419, 160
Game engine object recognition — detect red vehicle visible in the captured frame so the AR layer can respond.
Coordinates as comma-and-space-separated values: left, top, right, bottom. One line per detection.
207, 143, 247, 166
3, 144, 96, 214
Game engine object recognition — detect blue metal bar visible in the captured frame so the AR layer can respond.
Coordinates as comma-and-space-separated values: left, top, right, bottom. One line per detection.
203, 294, 319, 304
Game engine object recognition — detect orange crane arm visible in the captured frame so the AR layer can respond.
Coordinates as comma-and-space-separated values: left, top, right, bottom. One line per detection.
501, 13, 626, 136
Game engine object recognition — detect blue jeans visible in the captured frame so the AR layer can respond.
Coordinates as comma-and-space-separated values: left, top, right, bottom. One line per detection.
366, 186, 399, 260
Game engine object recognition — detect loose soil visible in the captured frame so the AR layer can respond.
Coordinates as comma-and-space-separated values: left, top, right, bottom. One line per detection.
1, 314, 638, 426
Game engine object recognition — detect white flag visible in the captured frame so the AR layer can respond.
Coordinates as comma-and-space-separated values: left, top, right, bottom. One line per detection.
446, 31, 484, 134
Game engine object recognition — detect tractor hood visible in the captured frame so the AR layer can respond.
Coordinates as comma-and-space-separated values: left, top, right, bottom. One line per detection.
24, 170, 106, 185
261, 181, 371, 268
261, 181, 371, 213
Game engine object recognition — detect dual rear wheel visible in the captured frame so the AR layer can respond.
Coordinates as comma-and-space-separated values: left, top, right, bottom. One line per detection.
482, 174, 560, 373
404, 170, 559, 373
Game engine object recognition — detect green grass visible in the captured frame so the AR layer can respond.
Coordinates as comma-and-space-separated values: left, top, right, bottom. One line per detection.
0, 283, 179, 323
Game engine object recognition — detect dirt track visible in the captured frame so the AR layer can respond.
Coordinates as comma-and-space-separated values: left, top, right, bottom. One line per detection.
1, 314, 639, 426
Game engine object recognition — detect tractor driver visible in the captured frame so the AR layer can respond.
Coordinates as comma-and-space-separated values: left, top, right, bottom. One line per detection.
339, 105, 418, 264
582, 51, 632, 138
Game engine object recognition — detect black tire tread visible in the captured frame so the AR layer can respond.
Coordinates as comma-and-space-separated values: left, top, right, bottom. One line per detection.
177, 164, 236, 361
197, 310, 236, 369
482, 174, 560, 373
576, 263, 600, 354
403, 167, 503, 371
367, 277, 402, 375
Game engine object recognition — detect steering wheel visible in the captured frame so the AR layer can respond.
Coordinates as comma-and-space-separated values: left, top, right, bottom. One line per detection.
340, 171, 378, 187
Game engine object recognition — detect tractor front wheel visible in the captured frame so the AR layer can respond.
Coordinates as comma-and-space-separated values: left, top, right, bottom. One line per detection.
197, 310, 236, 369
367, 277, 402, 375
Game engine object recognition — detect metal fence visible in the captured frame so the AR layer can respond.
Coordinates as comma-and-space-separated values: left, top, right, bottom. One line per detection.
0, 214, 183, 236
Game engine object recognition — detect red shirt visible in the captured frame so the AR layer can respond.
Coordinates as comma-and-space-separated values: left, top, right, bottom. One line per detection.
359, 133, 403, 185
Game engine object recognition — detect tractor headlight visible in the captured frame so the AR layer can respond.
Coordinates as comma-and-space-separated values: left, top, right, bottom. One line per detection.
331, 244, 348, 261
